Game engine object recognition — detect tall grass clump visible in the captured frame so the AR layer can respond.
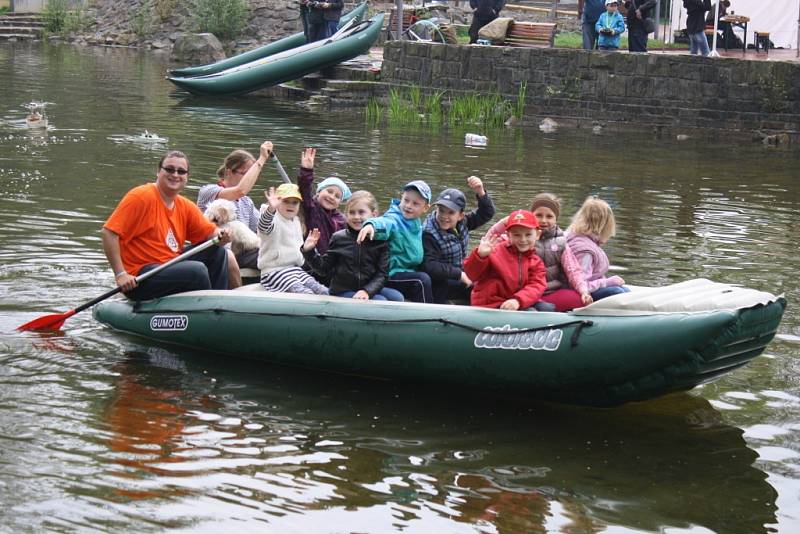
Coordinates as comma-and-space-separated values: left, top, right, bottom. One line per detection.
132, 2, 154, 38
387, 88, 420, 125
365, 97, 384, 125
515, 81, 527, 119
43, 0, 91, 35
192, 0, 249, 41
43, 0, 69, 33
448, 92, 513, 128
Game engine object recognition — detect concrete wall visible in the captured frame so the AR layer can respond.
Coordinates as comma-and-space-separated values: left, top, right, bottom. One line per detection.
381, 42, 800, 134
12, 0, 45, 13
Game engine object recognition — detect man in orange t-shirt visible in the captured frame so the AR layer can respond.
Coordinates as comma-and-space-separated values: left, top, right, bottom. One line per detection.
102, 150, 230, 301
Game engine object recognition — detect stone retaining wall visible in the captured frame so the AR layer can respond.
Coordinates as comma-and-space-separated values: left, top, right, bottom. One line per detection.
381, 41, 800, 134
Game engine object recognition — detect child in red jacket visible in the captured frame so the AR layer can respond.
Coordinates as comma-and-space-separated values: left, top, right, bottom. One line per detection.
464, 209, 547, 310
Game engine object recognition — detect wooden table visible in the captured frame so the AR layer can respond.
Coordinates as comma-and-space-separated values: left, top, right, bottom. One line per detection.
719, 15, 750, 54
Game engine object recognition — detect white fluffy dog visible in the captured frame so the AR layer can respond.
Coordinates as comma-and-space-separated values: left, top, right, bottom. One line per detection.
204, 199, 260, 256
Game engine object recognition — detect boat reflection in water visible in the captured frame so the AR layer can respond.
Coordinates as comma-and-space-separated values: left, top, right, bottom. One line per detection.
100, 348, 778, 532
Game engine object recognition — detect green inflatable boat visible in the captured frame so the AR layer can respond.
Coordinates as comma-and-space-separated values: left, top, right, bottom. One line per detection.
167, 14, 384, 96
168, 2, 369, 78
93, 279, 786, 406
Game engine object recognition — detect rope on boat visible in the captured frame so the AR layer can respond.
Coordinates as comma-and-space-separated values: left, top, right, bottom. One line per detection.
133, 304, 595, 347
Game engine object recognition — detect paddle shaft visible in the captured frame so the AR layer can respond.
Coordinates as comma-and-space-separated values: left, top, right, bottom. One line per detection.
270, 153, 292, 184
74, 238, 219, 314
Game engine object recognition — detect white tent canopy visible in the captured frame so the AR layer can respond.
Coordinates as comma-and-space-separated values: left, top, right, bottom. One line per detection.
668, 0, 799, 49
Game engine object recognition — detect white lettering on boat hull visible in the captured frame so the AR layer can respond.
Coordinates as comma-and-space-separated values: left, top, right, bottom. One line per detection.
150, 315, 189, 331
474, 325, 562, 351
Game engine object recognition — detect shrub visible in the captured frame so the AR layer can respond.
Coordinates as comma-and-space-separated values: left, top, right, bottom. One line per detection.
192, 0, 249, 41
43, 0, 69, 33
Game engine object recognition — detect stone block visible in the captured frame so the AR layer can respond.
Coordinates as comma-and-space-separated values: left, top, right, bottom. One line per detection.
429, 44, 446, 61
444, 45, 465, 62
606, 74, 626, 97
466, 58, 494, 81
644, 55, 670, 78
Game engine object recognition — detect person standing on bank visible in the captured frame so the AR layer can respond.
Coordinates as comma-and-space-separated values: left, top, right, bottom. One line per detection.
468, 0, 506, 45
307, 0, 343, 42
684, 0, 711, 56
578, 0, 607, 50
102, 151, 231, 301
197, 141, 273, 283
596, 0, 626, 51
623, 0, 656, 52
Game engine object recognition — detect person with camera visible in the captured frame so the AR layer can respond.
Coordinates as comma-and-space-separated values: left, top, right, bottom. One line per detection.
306, 0, 343, 42
468, 0, 506, 45
623, 0, 656, 52
595, 0, 626, 51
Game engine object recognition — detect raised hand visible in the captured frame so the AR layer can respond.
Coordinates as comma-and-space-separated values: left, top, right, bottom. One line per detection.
477, 232, 500, 258
301, 147, 316, 170
500, 298, 520, 311
265, 186, 280, 212
259, 140, 273, 160
466, 175, 485, 197
357, 225, 375, 244
303, 228, 321, 251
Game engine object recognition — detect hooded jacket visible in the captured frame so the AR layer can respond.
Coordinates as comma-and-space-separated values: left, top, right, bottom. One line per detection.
463, 242, 547, 309
364, 199, 424, 276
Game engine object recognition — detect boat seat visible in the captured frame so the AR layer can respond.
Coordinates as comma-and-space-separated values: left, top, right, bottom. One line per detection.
573, 278, 780, 316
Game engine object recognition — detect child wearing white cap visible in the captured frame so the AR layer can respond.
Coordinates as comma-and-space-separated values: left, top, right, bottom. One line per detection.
297, 147, 351, 255
596, 0, 626, 51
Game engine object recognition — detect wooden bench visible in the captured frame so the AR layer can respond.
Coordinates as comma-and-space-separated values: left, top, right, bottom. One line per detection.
505, 21, 556, 48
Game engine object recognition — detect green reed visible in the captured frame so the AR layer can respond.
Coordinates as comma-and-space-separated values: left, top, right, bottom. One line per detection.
369, 85, 515, 129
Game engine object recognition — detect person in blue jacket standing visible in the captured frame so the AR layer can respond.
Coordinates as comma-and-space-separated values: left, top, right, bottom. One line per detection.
595, 0, 626, 51
578, 0, 606, 50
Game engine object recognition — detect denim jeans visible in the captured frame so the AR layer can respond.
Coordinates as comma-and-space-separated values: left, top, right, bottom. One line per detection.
126, 244, 228, 301
582, 21, 599, 50
628, 26, 648, 52
336, 288, 404, 301
688, 31, 710, 56
386, 271, 433, 303
591, 285, 630, 301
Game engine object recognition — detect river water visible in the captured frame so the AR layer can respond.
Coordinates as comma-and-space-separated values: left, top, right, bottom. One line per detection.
1, 42, 799, 533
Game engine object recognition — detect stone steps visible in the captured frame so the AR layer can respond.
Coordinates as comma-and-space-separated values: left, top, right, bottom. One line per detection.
0, 13, 45, 40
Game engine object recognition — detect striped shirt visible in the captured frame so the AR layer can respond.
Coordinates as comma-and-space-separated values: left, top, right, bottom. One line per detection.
197, 183, 259, 233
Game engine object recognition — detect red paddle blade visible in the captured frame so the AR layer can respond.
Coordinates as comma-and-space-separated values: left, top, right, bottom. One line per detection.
17, 310, 76, 332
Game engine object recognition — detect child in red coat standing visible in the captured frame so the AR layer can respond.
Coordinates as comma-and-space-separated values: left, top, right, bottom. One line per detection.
464, 210, 547, 310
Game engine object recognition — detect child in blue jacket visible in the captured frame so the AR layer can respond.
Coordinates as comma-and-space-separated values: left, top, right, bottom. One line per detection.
357, 180, 433, 303
596, 0, 626, 51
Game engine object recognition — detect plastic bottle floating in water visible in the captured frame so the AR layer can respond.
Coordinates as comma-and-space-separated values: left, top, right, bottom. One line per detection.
465, 133, 488, 147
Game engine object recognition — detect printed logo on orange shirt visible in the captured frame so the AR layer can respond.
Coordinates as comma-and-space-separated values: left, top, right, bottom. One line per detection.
165, 228, 179, 252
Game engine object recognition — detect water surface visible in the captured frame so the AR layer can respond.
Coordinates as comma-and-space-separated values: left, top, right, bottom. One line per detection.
1, 41, 799, 533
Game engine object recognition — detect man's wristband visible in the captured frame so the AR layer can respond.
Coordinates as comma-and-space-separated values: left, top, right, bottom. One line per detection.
115, 270, 128, 278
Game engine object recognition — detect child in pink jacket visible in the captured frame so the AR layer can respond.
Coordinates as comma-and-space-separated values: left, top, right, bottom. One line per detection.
566, 196, 629, 301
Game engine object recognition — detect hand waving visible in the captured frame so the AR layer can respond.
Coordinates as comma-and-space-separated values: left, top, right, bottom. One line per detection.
466, 175, 486, 197
301, 147, 316, 170
303, 228, 321, 252
477, 232, 500, 258
265, 186, 281, 212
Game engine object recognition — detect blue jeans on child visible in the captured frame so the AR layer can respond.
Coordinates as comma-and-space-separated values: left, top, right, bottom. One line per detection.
688, 31, 710, 56
591, 285, 630, 301
336, 288, 404, 301
386, 271, 433, 303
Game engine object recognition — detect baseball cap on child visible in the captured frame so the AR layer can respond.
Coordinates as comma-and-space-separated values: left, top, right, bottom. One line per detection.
434, 188, 467, 212
506, 209, 539, 230
403, 180, 432, 202
605, 0, 618, 5
316, 176, 352, 201
276, 183, 302, 200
